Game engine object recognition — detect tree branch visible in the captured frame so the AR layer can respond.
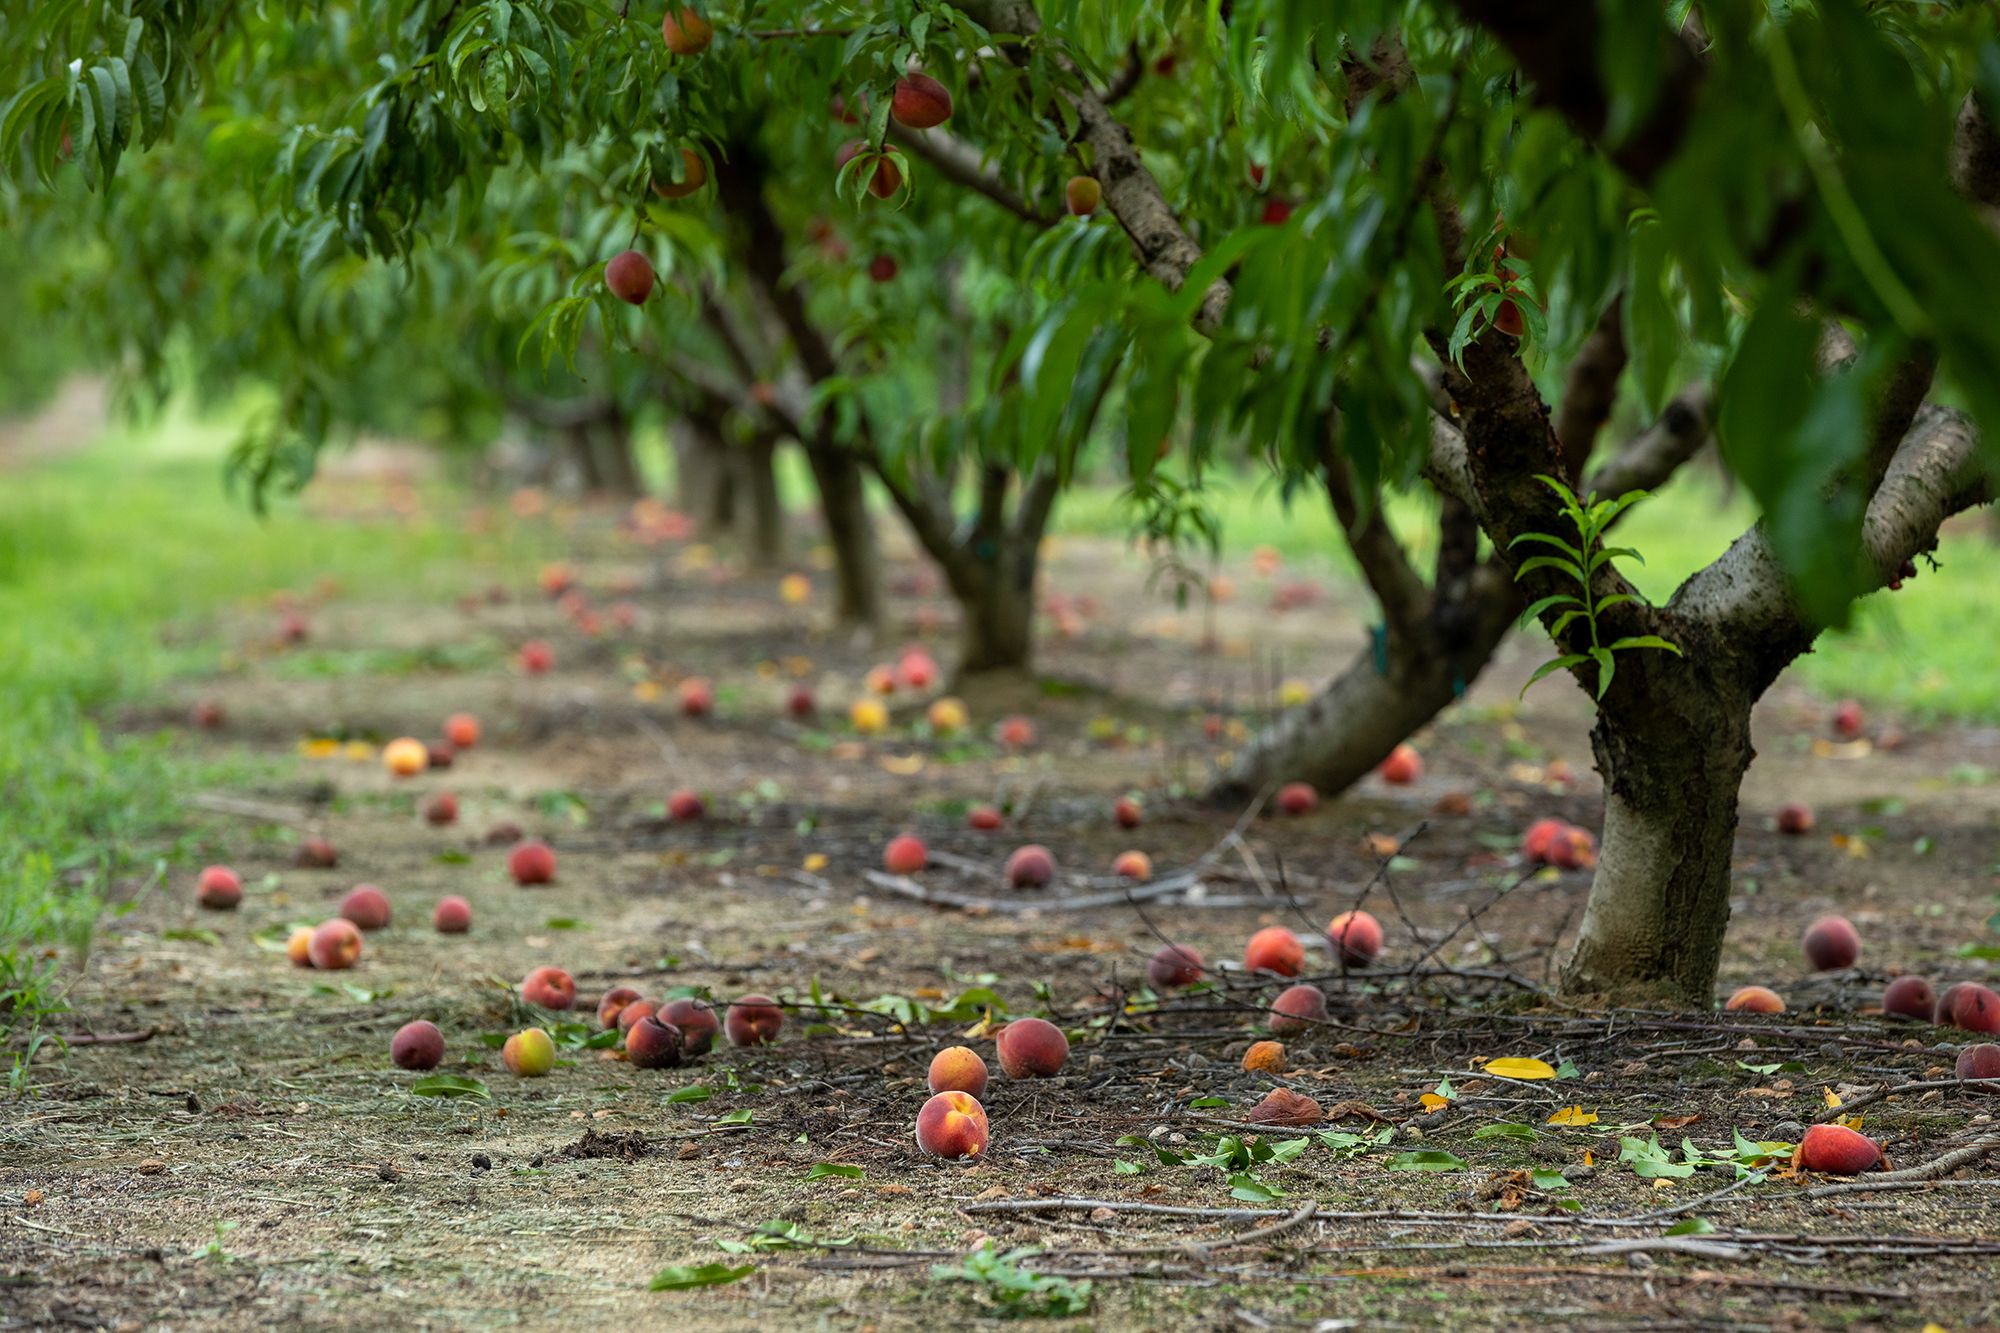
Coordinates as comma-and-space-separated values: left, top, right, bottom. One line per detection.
1580, 386, 1712, 498
886, 123, 1059, 227
1554, 295, 1628, 478
1320, 430, 1430, 644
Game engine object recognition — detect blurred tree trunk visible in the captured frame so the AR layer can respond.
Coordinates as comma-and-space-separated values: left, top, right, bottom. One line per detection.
807, 447, 882, 627
731, 434, 784, 569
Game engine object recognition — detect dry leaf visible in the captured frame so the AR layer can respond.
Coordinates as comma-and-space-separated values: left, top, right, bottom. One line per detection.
1546, 1105, 1598, 1126
1484, 1057, 1557, 1081
1246, 1088, 1324, 1127
879, 754, 926, 775
802, 853, 829, 872
1823, 1086, 1843, 1109
1419, 1092, 1450, 1113
1654, 1113, 1702, 1130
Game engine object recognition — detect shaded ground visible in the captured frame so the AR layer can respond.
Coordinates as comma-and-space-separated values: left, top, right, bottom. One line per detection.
6, 469, 1999, 1332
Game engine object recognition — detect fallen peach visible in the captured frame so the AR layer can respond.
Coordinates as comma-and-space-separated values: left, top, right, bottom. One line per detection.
915, 1090, 989, 1159
1802, 915, 1861, 971
661, 998, 720, 1055
196, 865, 243, 910
519, 641, 554, 674
996, 1017, 1069, 1078
1724, 985, 1785, 1014
1326, 910, 1383, 968
896, 649, 940, 690
1268, 983, 1328, 1035
1242, 1040, 1288, 1074
616, 999, 659, 1034
1244, 926, 1305, 977
428, 740, 455, 769
864, 664, 898, 696
424, 792, 459, 826
597, 986, 644, 1029
1246, 1087, 1323, 1126
521, 965, 577, 1010
1521, 818, 1565, 864
1796, 1123, 1880, 1175
849, 698, 889, 733
485, 822, 523, 845
725, 995, 784, 1047
1776, 802, 1814, 835
191, 698, 226, 729
884, 834, 929, 875
1112, 850, 1153, 880
340, 885, 392, 931
927, 1046, 990, 1097
1832, 700, 1864, 739
667, 789, 705, 822
1146, 944, 1204, 989
786, 684, 816, 718
509, 840, 556, 885
1275, 782, 1318, 816
926, 697, 968, 734
1956, 1043, 2000, 1085
626, 1014, 686, 1069
444, 713, 480, 748
1113, 796, 1142, 829
1881, 976, 1936, 1021
1549, 824, 1597, 870
383, 737, 429, 777
997, 715, 1035, 749
1945, 983, 2000, 1034
502, 1027, 555, 1077
1004, 844, 1055, 889
308, 918, 363, 970
432, 896, 472, 934
1377, 743, 1422, 785
678, 678, 714, 717
391, 1020, 445, 1071
295, 836, 339, 869
966, 804, 1003, 831
286, 926, 314, 967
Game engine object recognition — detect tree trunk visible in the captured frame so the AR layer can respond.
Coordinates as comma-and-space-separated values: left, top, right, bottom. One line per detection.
561, 423, 603, 493
954, 562, 1036, 676
588, 410, 643, 498
1559, 666, 1756, 1003
732, 435, 784, 568
805, 446, 882, 627
676, 424, 736, 534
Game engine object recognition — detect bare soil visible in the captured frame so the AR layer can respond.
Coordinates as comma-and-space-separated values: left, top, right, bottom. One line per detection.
6, 477, 1999, 1332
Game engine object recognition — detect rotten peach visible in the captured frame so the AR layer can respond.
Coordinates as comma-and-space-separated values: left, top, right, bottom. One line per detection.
1242, 1040, 1288, 1074
678, 678, 714, 717
996, 1017, 1068, 1079
1113, 796, 1142, 829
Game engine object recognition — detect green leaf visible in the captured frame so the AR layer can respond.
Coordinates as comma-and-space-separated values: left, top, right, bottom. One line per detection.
1665, 1216, 1716, 1236
805, 1162, 863, 1181
1606, 635, 1682, 655
666, 1085, 712, 1104
714, 1108, 754, 1126
1513, 554, 1587, 584
1590, 647, 1616, 699
649, 1262, 754, 1291
1518, 593, 1584, 627
410, 1074, 490, 1100
1520, 654, 1589, 697
1387, 1150, 1467, 1173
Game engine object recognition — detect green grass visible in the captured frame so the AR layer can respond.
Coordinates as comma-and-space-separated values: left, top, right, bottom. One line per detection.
0, 406, 559, 1081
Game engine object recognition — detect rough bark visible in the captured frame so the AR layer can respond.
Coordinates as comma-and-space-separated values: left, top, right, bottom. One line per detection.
805, 446, 882, 628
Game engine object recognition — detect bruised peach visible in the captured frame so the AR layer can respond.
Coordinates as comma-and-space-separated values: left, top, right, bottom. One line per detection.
725, 995, 784, 1047
1956, 1043, 2000, 1085
1242, 1040, 1288, 1074
1112, 850, 1153, 880
1881, 975, 1936, 1021
1945, 983, 2000, 1034
286, 927, 314, 967
295, 836, 338, 869
196, 865, 243, 910
1326, 910, 1383, 968
597, 986, 644, 1029
927, 1046, 990, 1097
1796, 1123, 1880, 1175
1146, 944, 1204, 989
883, 834, 929, 876
1113, 796, 1142, 829
1246, 1087, 1323, 1126
1776, 802, 1814, 835
308, 918, 363, 970
996, 1017, 1068, 1078
1377, 743, 1422, 785
890, 73, 952, 130
424, 792, 459, 826
427, 740, 455, 769
444, 713, 480, 748
1244, 926, 1305, 977
383, 737, 429, 777
1268, 983, 1328, 1036
626, 1014, 686, 1069
660, 998, 720, 1056
1275, 781, 1317, 816
1803, 915, 1861, 971
667, 789, 705, 822
660, 6, 712, 55
1004, 844, 1054, 889
521, 965, 577, 1010
615, 999, 659, 1034
432, 896, 471, 934
966, 804, 1003, 831
391, 1020, 445, 1071
1549, 824, 1597, 870
340, 885, 392, 931
1725, 985, 1786, 1014
915, 1090, 989, 1159
509, 840, 556, 885
502, 1027, 555, 1077
519, 641, 554, 674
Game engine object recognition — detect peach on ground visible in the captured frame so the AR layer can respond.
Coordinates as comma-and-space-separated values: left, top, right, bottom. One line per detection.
927, 1046, 990, 1097
915, 1090, 989, 1159
667, 789, 705, 822
1881, 976, 1935, 1020
1242, 1040, 1288, 1074
616, 999, 660, 1034
521, 965, 577, 1010
996, 1017, 1069, 1078
1113, 796, 1142, 829
626, 1015, 686, 1069
1945, 983, 2000, 1034
679, 679, 714, 716
1956, 1043, 2000, 1085
1776, 802, 1814, 835
1326, 910, 1383, 968
509, 840, 556, 885
966, 804, 1003, 831
726, 995, 785, 1046
1802, 915, 1861, 970
661, 998, 720, 1055
444, 713, 480, 748
1246, 1088, 1323, 1126
432, 895, 471, 933
926, 697, 968, 733
295, 836, 338, 868
1275, 782, 1317, 816
597, 986, 644, 1029
1146, 944, 1204, 989
502, 1027, 555, 1077
391, 1020, 445, 1071
1268, 983, 1328, 1035
1244, 926, 1305, 977
884, 834, 929, 875
308, 918, 363, 970
786, 685, 816, 717
519, 641, 554, 674
424, 792, 459, 825
896, 649, 940, 690
485, 822, 523, 845
1521, 818, 1565, 864
1112, 850, 1153, 880
286, 927, 314, 967
997, 715, 1035, 749
1004, 845, 1055, 889
850, 698, 889, 733
1725, 985, 1785, 1013
383, 737, 429, 777
1796, 1123, 1880, 1175
340, 885, 392, 931
1377, 743, 1422, 785
1549, 825, 1597, 870
427, 741, 455, 769
864, 665, 898, 696
1832, 700, 1864, 738
196, 865, 243, 910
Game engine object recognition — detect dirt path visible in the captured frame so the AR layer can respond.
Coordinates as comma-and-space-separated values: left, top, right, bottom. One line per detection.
5, 474, 1998, 1331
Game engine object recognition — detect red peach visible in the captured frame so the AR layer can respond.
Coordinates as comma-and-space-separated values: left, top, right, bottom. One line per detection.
884, 834, 929, 876
1326, 910, 1383, 968
1112, 850, 1153, 880
915, 1090, 989, 1159
1796, 1123, 1880, 1175
196, 865, 243, 910
501, 1027, 555, 1077
896, 649, 939, 690
616, 999, 659, 1034
1261, 198, 1294, 226
997, 715, 1036, 749
1004, 844, 1055, 888
1881, 976, 1936, 1021
1956, 1043, 2000, 1085
538, 562, 575, 597
339, 885, 392, 931
391, 1020, 445, 1071
485, 822, 523, 846
786, 685, 816, 718
1945, 983, 2000, 1034
678, 678, 714, 716
605, 249, 656, 304
295, 836, 338, 869
1113, 796, 1142, 829
1776, 802, 1814, 835
890, 73, 953, 130
996, 1017, 1069, 1078
927, 1046, 990, 1097
1244, 926, 1305, 977
1802, 915, 1861, 971
191, 699, 226, 729
521, 965, 577, 1010
1275, 782, 1317, 816
509, 840, 556, 885
626, 1014, 686, 1069
432, 895, 472, 934
667, 789, 705, 822
519, 641, 554, 674
424, 792, 459, 825
597, 986, 644, 1029
725, 995, 784, 1046
1377, 743, 1422, 785
1146, 944, 1204, 989
427, 741, 455, 769
836, 140, 902, 199
1832, 700, 1864, 739
1549, 825, 1597, 870
659, 6, 712, 56
1268, 983, 1328, 1035
966, 805, 1003, 831
1521, 818, 1565, 864
1725, 985, 1786, 1014
308, 918, 363, 970
444, 713, 480, 748
660, 998, 720, 1056
286, 927, 313, 967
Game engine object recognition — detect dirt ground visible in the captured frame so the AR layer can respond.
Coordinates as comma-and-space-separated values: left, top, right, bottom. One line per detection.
5, 473, 1999, 1332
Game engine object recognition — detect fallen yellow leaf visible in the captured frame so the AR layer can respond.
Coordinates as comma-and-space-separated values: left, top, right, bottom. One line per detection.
1546, 1105, 1599, 1126
1484, 1057, 1557, 1081
1419, 1092, 1450, 1113
802, 853, 828, 872
1823, 1086, 1842, 1109
879, 754, 926, 775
